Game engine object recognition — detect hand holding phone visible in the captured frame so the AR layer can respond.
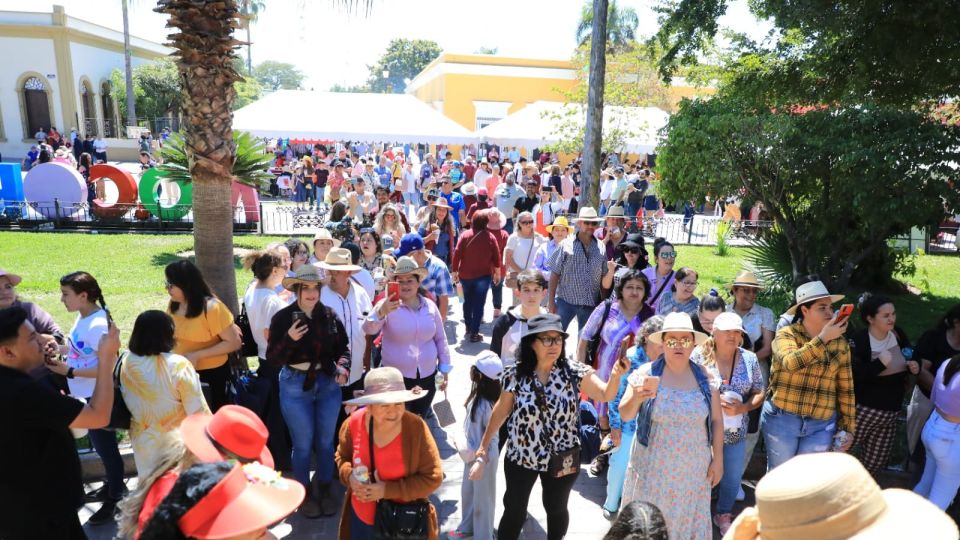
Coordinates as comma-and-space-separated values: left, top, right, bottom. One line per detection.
387, 281, 400, 301
835, 303, 854, 324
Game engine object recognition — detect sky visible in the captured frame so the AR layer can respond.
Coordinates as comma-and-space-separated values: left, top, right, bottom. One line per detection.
4, 0, 772, 90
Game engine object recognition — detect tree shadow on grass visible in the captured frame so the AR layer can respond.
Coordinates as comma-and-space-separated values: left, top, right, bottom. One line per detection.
150, 252, 246, 271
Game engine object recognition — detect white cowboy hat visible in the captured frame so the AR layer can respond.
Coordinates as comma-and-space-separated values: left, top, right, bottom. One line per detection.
726, 270, 764, 290
344, 367, 425, 406
606, 205, 625, 218
573, 207, 605, 223
460, 182, 478, 196
312, 229, 341, 247
647, 312, 708, 345
281, 264, 324, 291
318, 248, 361, 273
785, 280, 845, 315
724, 452, 958, 540
392, 256, 427, 279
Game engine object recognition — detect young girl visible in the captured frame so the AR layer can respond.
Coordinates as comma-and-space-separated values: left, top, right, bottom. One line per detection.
56, 271, 126, 523
452, 351, 503, 540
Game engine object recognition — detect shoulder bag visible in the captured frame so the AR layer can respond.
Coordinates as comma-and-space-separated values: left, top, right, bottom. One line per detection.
532, 366, 581, 478
584, 300, 613, 369
106, 352, 132, 431
368, 418, 431, 539
236, 299, 259, 358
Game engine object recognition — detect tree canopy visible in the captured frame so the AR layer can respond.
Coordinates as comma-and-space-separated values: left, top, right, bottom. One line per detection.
110, 58, 182, 121
253, 60, 305, 91
366, 39, 442, 94
576, 0, 639, 54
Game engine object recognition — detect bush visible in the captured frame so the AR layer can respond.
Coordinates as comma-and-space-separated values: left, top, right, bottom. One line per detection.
716, 220, 732, 256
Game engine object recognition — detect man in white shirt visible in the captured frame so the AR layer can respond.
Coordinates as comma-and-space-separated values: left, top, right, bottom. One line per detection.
93, 136, 108, 163
473, 159, 492, 189
319, 248, 373, 402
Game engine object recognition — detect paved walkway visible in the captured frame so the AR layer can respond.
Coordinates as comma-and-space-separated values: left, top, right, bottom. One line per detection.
81, 293, 748, 539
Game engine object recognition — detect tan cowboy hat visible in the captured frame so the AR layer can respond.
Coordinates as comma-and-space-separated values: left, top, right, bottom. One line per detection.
281, 264, 324, 291
546, 216, 575, 234
785, 280, 845, 315
460, 182, 478, 196
574, 207, 605, 223
727, 270, 764, 290
430, 197, 453, 211
318, 247, 362, 273
606, 205, 625, 218
343, 367, 425, 406
392, 256, 427, 279
312, 228, 341, 247
723, 452, 958, 540
647, 312, 708, 345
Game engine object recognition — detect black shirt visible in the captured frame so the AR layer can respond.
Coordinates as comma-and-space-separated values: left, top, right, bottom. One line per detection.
915, 328, 960, 398
0, 365, 85, 536
513, 195, 538, 215
849, 327, 912, 411
316, 169, 329, 188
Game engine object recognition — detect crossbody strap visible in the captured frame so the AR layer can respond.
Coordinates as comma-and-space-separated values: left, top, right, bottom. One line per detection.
592, 300, 613, 345
367, 415, 377, 479
649, 271, 675, 305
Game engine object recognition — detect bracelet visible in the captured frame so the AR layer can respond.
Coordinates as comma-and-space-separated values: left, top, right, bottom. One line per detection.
475, 456, 486, 464
66, 367, 75, 379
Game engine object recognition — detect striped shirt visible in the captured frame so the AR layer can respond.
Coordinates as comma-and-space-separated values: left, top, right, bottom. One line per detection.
547, 235, 608, 306
768, 323, 856, 434
421, 254, 455, 299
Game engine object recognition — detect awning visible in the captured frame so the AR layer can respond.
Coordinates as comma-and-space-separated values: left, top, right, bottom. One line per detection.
478, 101, 669, 154
233, 90, 477, 145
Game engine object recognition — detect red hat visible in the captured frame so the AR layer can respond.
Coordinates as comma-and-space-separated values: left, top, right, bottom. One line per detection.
477, 187, 488, 196
178, 462, 305, 539
180, 405, 273, 467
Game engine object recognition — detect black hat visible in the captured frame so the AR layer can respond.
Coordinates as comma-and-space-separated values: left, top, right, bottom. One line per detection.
523, 314, 568, 339
621, 233, 645, 250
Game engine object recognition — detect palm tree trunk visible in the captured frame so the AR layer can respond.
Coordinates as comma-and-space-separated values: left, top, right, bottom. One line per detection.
582, 0, 609, 210
122, 0, 137, 131
157, 0, 243, 314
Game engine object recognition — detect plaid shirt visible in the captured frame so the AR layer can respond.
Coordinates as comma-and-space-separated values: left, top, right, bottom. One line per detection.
421, 254, 455, 298
768, 322, 856, 433
547, 235, 608, 306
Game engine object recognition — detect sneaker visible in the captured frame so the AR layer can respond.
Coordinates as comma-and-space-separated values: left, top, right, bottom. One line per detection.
736, 486, 746, 502
602, 507, 618, 521
87, 500, 118, 526
713, 513, 733, 535
299, 496, 323, 519
589, 452, 610, 476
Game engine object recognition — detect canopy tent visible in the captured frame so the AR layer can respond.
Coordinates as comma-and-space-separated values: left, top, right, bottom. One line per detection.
232, 90, 477, 145
478, 101, 670, 154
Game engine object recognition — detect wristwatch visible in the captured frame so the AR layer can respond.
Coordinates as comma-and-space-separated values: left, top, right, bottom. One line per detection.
66, 367, 75, 379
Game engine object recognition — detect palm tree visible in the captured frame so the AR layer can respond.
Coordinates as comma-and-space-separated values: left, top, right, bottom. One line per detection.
121, 0, 137, 130
582, 0, 609, 210
576, 0, 638, 54
239, 0, 266, 75
155, 0, 244, 313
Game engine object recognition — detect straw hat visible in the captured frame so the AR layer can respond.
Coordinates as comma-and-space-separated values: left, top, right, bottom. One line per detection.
546, 216, 575, 234
727, 270, 764, 291
179, 405, 274, 467
460, 182, 478, 196
430, 197, 453, 211
281, 264, 325, 291
392, 256, 427, 279
318, 247, 361, 273
785, 280, 845, 315
726, 452, 959, 540
606, 205, 625, 218
344, 367, 425, 406
712, 312, 745, 334
573, 207, 605, 223
647, 312, 708, 345
312, 228, 340, 247
0, 269, 22, 287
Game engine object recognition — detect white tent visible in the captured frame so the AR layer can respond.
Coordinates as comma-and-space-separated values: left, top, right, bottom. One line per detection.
232, 90, 477, 145
478, 101, 669, 154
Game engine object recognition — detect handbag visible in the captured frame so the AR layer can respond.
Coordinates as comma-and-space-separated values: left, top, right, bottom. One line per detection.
235, 301, 259, 358
505, 237, 536, 289
532, 367, 581, 478
368, 419, 431, 539
106, 353, 132, 431
584, 300, 613, 369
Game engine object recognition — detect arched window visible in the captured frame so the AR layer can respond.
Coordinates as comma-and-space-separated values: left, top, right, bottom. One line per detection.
20, 77, 52, 139
101, 81, 117, 138
79, 79, 98, 136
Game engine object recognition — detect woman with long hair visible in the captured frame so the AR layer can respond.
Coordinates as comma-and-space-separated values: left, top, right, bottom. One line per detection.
641, 238, 677, 309
906, 303, 960, 460
451, 210, 502, 343
284, 238, 310, 275
357, 228, 383, 273
164, 260, 241, 412
601, 233, 649, 293
418, 198, 457, 265
374, 203, 406, 248
504, 211, 545, 307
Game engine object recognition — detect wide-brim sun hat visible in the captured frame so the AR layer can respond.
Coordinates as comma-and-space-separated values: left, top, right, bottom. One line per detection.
545, 216, 575, 233
0, 269, 23, 287
318, 247, 362, 273
737, 452, 958, 540
712, 312, 745, 333
281, 264, 325, 291
460, 182, 478, 196
647, 312, 708, 345
606, 205, 625, 218
785, 280, 845, 315
621, 233, 645, 250
177, 461, 305, 540
574, 207, 605, 223
522, 313, 569, 340
431, 197, 453, 211
312, 228, 341, 247
344, 367, 426, 406
393, 256, 428, 279
180, 405, 274, 468
727, 270, 764, 291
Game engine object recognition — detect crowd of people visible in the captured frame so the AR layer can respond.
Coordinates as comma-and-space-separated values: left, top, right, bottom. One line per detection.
1, 145, 960, 540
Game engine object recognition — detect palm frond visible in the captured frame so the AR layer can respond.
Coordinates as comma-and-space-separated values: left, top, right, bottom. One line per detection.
157, 131, 273, 189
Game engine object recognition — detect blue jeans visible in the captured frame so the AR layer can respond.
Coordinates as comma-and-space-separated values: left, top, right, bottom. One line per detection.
503, 218, 514, 235
603, 425, 635, 512
278, 367, 342, 488
87, 428, 125, 499
760, 400, 836, 470
717, 439, 747, 513
461, 275, 492, 334
555, 297, 595, 335
491, 280, 503, 310
914, 409, 960, 510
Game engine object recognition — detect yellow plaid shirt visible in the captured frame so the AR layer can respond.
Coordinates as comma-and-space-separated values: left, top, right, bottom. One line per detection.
768, 323, 856, 434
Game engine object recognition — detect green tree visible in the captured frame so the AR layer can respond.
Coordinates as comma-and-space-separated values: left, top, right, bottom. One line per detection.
157, 131, 274, 190
366, 39, 442, 94
253, 60, 305, 91
239, 0, 266, 75
657, 95, 960, 290
109, 59, 183, 123
233, 76, 263, 109
576, 0, 639, 54
329, 83, 371, 93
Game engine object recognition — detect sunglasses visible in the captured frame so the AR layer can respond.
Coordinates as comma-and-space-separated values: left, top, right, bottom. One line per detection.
536, 336, 564, 346
659, 251, 678, 258
519, 220, 533, 225
622, 247, 640, 254
360, 227, 375, 234
663, 337, 694, 349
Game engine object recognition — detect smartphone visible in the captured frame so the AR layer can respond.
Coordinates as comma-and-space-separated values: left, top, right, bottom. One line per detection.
835, 303, 854, 324
642, 375, 661, 393
387, 281, 400, 301
382, 235, 394, 251
292, 310, 307, 327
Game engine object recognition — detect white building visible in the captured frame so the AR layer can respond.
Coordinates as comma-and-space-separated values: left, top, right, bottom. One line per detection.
0, 5, 170, 162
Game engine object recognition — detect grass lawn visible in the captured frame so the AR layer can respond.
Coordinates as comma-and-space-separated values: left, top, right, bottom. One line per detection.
1, 231, 957, 341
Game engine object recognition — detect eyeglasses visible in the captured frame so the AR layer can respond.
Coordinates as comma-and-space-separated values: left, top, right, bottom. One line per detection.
663, 337, 694, 349
294, 250, 308, 256
659, 251, 677, 258
536, 336, 564, 346
519, 220, 533, 225
680, 280, 698, 286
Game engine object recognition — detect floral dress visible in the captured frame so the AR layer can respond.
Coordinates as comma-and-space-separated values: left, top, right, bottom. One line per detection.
622, 381, 712, 540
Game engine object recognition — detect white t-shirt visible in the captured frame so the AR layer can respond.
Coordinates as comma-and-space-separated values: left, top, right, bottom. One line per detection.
506, 234, 544, 270
321, 282, 373, 385
243, 284, 286, 359
66, 309, 109, 398
93, 139, 107, 153
474, 168, 491, 188
351, 269, 377, 301
402, 170, 419, 194
600, 178, 617, 201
